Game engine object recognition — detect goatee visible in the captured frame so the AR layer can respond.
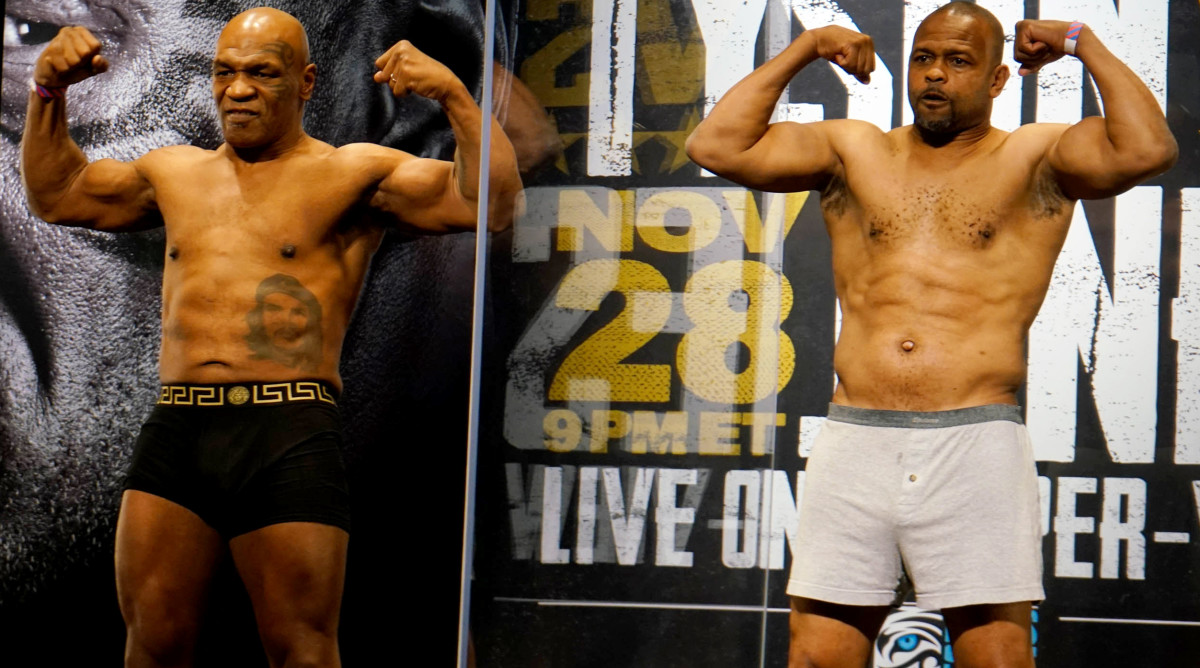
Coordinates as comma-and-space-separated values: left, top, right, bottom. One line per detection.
915, 114, 955, 135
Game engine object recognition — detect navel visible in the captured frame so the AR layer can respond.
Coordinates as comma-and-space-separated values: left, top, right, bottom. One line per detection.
901, 339, 916, 352
168, 246, 179, 260
281, 244, 296, 259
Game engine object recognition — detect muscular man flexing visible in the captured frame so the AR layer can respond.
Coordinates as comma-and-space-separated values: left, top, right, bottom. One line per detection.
21, 7, 519, 667
686, 3, 1175, 667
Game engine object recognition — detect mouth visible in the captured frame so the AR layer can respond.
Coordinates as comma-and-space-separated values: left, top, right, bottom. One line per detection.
224, 109, 260, 123
920, 90, 949, 103
271, 328, 303, 344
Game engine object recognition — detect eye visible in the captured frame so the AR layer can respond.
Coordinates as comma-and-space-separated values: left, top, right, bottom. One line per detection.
897, 634, 919, 651
5, 15, 60, 47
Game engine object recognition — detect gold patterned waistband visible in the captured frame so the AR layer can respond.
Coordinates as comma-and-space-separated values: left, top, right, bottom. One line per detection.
157, 381, 337, 407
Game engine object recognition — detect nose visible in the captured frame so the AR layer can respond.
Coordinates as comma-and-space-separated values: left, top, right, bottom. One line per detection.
225, 73, 256, 101
925, 63, 945, 83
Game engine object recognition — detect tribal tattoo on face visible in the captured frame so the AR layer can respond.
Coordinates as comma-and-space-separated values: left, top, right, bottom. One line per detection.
245, 274, 323, 371
258, 41, 298, 98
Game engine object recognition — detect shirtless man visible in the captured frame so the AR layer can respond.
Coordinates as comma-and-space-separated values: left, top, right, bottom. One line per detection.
686, 3, 1175, 667
22, 7, 519, 667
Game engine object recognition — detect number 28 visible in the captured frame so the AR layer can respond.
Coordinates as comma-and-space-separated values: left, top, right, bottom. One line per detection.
547, 259, 795, 405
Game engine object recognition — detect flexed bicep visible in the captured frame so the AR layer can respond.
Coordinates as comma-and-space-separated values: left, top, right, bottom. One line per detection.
25, 154, 160, 232
369, 155, 476, 233
21, 26, 160, 232
1046, 118, 1126, 200
686, 26, 872, 193
712, 120, 843, 193
1030, 21, 1176, 200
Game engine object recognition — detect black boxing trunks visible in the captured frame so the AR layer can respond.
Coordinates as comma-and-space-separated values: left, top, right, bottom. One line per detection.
124, 381, 351, 538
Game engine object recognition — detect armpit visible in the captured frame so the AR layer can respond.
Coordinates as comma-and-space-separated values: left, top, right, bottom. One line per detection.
821, 169, 849, 217
1031, 161, 1069, 219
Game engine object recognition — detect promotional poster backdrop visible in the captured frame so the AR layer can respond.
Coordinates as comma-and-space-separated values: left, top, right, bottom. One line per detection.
471, 1, 1200, 667
0, 1, 512, 665
2, 1, 1198, 666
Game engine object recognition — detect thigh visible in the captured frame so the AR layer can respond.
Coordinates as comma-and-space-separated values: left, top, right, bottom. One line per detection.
229, 522, 349, 648
941, 602, 1035, 668
115, 490, 225, 628
789, 597, 890, 668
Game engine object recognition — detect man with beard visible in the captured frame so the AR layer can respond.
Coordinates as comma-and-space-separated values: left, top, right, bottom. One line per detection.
686, 3, 1175, 667
21, 7, 519, 666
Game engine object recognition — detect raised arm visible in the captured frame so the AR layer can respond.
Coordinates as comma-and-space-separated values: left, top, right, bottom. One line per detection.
21, 27, 160, 232
493, 62, 563, 178
685, 26, 875, 192
369, 40, 521, 232
1014, 20, 1177, 200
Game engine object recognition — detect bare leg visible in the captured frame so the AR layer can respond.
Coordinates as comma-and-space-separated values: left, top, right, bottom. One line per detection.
788, 597, 890, 668
941, 602, 1035, 668
116, 490, 225, 668
229, 522, 349, 668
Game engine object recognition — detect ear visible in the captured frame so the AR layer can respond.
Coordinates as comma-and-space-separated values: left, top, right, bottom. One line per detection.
989, 63, 1010, 98
300, 63, 317, 101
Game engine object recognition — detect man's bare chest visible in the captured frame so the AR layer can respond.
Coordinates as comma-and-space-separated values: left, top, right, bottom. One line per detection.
834, 159, 1051, 251
150, 161, 373, 252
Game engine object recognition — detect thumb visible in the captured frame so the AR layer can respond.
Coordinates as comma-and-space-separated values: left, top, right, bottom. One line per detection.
91, 54, 109, 74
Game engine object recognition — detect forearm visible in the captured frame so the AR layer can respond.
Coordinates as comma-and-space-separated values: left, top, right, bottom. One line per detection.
21, 91, 90, 222
1074, 26, 1177, 169
686, 31, 820, 166
442, 84, 521, 231
496, 65, 563, 176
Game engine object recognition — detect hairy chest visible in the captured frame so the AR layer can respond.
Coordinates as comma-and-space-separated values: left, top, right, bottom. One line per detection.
825, 155, 1061, 252
858, 184, 1007, 250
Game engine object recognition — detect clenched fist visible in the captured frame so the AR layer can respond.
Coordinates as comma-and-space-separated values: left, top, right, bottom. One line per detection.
809, 26, 876, 85
33, 26, 109, 88
373, 40, 460, 103
1014, 20, 1080, 76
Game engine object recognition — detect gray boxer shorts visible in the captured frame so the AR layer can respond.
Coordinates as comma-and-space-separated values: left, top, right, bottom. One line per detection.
786, 404, 1044, 610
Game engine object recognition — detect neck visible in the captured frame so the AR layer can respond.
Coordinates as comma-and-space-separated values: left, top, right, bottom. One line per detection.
912, 120, 992, 150
227, 126, 307, 163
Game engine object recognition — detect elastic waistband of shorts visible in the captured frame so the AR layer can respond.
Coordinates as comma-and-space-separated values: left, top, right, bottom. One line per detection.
826, 403, 1022, 428
157, 381, 338, 407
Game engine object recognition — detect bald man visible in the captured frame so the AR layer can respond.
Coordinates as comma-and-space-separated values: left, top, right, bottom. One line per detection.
687, 3, 1175, 667
21, 7, 519, 667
